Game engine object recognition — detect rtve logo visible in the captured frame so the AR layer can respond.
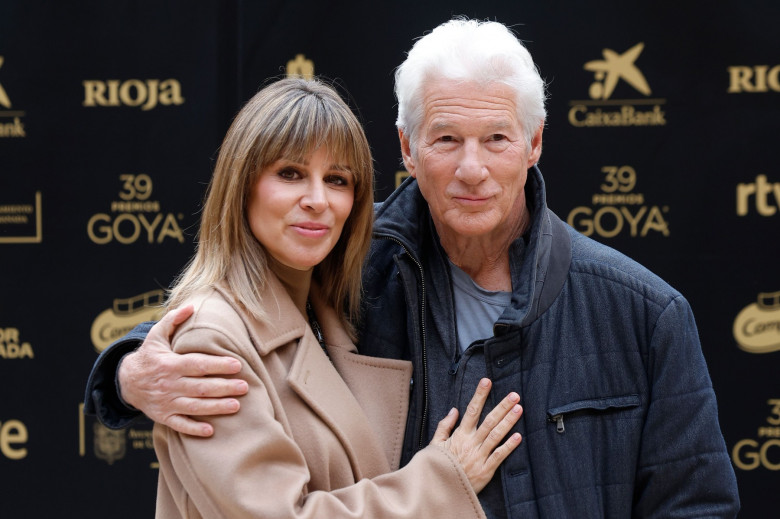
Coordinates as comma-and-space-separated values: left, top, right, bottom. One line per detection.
728, 65, 780, 93
569, 43, 666, 127
737, 175, 780, 216
82, 79, 184, 111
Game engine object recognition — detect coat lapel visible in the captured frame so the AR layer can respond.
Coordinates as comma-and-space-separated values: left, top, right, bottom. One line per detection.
217, 276, 412, 478
308, 287, 413, 471
286, 330, 392, 478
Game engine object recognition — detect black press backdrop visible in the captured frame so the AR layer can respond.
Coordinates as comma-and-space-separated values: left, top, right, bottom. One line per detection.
1, 1, 778, 517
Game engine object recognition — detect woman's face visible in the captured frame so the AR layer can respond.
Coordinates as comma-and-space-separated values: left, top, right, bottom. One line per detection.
247, 146, 355, 271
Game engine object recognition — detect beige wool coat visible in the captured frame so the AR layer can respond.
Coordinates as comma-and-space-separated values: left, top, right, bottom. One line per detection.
153, 274, 486, 518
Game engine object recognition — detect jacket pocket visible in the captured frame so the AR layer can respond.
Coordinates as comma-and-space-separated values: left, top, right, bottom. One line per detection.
547, 394, 641, 434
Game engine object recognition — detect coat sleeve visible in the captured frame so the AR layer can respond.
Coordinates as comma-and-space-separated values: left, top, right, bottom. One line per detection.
83, 321, 153, 428
633, 295, 740, 518
154, 324, 486, 519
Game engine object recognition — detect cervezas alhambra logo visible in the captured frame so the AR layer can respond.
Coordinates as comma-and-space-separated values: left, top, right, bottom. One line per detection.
90, 290, 165, 352
734, 291, 780, 354
569, 42, 667, 127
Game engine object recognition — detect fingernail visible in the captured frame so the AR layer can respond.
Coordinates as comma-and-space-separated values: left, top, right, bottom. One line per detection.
512, 404, 521, 414
448, 407, 457, 416
480, 378, 490, 387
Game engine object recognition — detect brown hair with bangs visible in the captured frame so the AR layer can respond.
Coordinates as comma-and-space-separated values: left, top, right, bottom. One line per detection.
166, 77, 374, 335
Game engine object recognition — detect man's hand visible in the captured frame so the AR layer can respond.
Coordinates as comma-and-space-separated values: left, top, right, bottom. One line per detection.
118, 305, 248, 437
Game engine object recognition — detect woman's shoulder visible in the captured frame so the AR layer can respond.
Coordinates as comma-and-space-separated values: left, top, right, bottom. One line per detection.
170, 286, 251, 347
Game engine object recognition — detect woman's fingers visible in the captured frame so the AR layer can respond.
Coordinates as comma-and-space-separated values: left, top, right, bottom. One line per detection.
474, 391, 521, 446
436, 379, 524, 493
485, 431, 523, 470
431, 407, 459, 444
459, 378, 492, 431
479, 402, 523, 460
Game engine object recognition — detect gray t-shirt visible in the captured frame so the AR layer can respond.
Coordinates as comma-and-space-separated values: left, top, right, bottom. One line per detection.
449, 261, 512, 352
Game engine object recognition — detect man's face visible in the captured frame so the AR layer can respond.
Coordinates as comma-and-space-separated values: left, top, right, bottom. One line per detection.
400, 79, 542, 242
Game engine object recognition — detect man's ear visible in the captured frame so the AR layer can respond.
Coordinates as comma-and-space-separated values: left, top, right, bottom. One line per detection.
528, 123, 544, 167
398, 128, 417, 178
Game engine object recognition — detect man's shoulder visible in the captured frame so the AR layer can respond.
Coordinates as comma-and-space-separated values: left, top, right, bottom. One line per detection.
565, 227, 680, 304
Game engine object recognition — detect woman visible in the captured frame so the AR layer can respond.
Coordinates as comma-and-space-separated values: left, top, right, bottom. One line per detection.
153, 77, 522, 518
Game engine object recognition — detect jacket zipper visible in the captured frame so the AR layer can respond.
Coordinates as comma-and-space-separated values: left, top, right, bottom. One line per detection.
549, 414, 565, 433
384, 236, 429, 451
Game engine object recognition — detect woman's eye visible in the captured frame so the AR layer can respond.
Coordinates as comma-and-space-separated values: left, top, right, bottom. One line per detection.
326, 174, 351, 187
439, 135, 454, 142
277, 167, 300, 180
490, 134, 507, 141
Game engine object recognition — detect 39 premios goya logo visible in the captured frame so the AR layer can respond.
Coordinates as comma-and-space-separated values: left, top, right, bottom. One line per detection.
733, 291, 780, 354
567, 165, 670, 238
0, 55, 26, 138
569, 42, 666, 128
87, 174, 185, 245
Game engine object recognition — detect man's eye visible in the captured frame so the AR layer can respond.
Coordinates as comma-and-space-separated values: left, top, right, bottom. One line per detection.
490, 134, 507, 141
439, 135, 454, 142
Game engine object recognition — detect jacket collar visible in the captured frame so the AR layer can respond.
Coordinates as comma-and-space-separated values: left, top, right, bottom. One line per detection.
372, 165, 571, 328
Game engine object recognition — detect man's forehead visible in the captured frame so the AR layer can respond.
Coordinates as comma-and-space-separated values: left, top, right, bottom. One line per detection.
421, 80, 518, 117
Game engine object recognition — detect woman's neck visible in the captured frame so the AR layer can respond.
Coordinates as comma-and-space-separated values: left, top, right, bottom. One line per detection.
267, 256, 312, 320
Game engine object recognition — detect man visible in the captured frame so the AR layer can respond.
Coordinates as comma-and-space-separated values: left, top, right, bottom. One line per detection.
86, 18, 739, 518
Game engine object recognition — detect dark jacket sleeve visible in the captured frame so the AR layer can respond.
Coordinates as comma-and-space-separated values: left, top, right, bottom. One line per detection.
634, 296, 739, 517
83, 321, 155, 428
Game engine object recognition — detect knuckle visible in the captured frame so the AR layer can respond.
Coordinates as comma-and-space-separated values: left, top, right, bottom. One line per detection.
488, 429, 503, 442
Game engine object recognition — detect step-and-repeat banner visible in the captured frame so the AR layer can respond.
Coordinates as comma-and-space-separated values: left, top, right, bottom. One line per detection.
1, 1, 778, 517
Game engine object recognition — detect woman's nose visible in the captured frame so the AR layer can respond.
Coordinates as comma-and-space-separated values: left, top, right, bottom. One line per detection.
300, 179, 328, 211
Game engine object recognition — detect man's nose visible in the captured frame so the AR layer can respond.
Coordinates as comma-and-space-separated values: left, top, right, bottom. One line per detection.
454, 141, 488, 184
301, 179, 328, 211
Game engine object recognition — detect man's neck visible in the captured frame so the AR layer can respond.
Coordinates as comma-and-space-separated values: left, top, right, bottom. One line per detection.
437, 205, 529, 292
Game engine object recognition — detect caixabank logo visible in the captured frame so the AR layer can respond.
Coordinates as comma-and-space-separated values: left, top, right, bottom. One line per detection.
569, 43, 666, 128
0, 55, 26, 138
733, 291, 780, 354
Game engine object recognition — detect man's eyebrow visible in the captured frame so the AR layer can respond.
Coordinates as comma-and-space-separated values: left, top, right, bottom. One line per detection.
429, 119, 515, 133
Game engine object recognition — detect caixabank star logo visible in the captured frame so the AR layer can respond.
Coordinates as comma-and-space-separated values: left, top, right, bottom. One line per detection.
0, 55, 26, 138
569, 43, 667, 128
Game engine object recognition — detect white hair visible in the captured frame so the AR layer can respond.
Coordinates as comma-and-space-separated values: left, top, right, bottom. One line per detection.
394, 18, 547, 156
